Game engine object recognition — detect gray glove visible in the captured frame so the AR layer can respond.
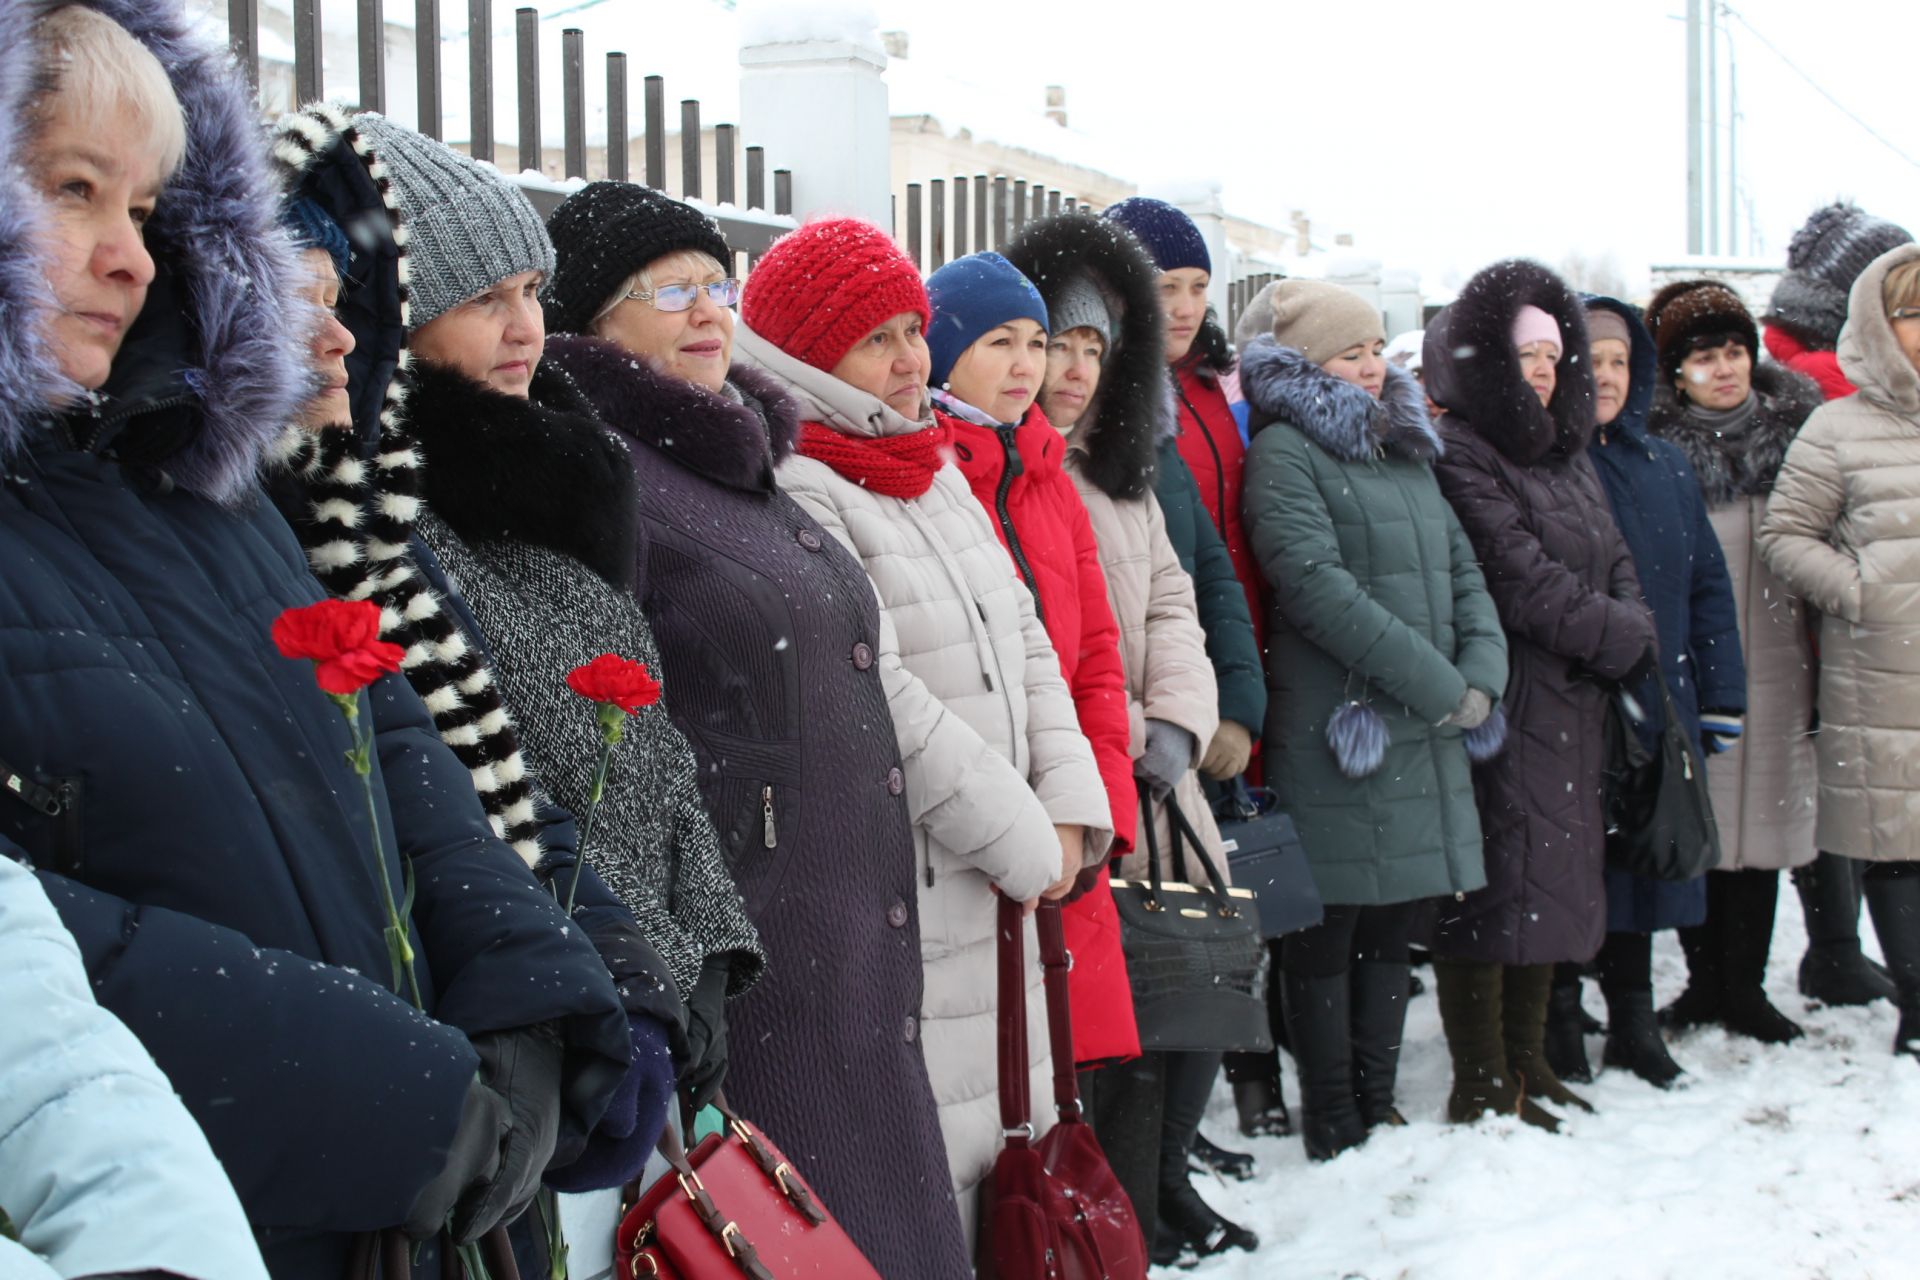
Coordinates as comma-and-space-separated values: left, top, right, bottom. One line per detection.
1442, 687, 1492, 730
1134, 720, 1196, 801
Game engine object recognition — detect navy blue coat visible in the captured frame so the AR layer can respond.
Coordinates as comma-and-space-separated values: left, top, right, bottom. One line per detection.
1584, 296, 1747, 933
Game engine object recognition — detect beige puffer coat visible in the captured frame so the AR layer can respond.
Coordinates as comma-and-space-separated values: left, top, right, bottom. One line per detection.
1758, 243, 1920, 863
737, 326, 1113, 1241
1064, 442, 1227, 883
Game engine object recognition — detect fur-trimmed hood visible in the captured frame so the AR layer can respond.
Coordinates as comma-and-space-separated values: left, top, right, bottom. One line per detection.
1584, 294, 1657, 442
542, 333, 801, 494
1003, 213, 1168, 499
0, 0, 305, 504
1424, 259, 1594, 466
1239, 335, 1440, 464
1646, 358, 1823, 504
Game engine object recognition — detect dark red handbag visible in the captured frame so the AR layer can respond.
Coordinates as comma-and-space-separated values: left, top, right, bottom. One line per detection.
977, 898, 1149, 1280
613, 1099, 881, 1279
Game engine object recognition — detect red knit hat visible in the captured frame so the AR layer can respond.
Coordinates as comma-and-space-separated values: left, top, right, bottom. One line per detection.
741, 218, 931, 371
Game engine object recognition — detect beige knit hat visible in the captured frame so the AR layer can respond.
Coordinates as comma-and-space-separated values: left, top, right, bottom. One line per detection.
1266, 280, 1386, 365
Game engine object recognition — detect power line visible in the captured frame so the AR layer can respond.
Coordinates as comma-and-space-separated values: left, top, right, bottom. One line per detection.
1723, 6, 1920, 172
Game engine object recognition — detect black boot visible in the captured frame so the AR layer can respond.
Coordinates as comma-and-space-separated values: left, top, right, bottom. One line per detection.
1545, 964, 1596, 1084
1157, 1052, 1258, 1258
1281, 969, 1368, 1160
1796, 852, 1898, 1006
1350, 959, 1411, 1130
1433, 960, 1560, 1131
1862, 866, 1920, 1059
1719, 869, 1805, 1043
1230, 1074, 1292, 1138
1662, 899, 1724, 1029
1602, 988, 1686, 1088
1078, 1054, 1164, 1234
1188, 1131, 1256, 1182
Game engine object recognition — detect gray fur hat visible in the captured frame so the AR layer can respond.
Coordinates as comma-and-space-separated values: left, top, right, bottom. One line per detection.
351, 112, 556, 331
1766, 202, 1913, 349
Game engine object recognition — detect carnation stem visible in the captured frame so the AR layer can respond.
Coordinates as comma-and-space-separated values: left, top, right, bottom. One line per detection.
563, 738, 616, 916
345, 697, 423, 1011
457, 1239, 493, 1280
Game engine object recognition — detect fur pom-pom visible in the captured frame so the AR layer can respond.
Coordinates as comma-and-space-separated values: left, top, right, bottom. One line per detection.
1327, 700, 1389, 779
1464, 706, 1509, 763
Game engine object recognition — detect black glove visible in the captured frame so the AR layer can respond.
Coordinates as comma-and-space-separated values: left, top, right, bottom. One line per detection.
446, 1024, 565, 1243
1619, 646, 1657, 690
403, 1071, 510, 1240
679, 958, 732, 1112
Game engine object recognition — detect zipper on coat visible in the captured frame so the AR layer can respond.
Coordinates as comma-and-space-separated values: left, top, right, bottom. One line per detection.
993, 426, 1044, 625
761, 784, 777, 849
1174, 380, 1228, 542
2, 759, 82, 876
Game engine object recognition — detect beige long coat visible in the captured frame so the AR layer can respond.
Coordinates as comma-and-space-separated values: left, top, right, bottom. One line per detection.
1758, 244, 1920, 863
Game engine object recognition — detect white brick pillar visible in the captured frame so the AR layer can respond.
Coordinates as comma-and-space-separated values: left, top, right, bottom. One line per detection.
739, 35, 892, 227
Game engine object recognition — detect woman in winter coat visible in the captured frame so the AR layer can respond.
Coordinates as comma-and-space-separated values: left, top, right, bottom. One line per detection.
1757, 243, 1920, 1059
536, 184, 973, 1278
1426, 260, 1656, 1129
1008, 213, 1253, 1261
732, 217, 1111, 1247
1544, 298, 1747, 1090
1762, 203, 1913, 1008
1242, 281, 1508, 1155
1, 857, 268, 1280
1644, 280, 1826, 1043
0, 6, 628, 1276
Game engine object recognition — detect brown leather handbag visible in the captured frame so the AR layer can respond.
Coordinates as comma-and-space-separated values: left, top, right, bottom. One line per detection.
977, 898, 1148, 1280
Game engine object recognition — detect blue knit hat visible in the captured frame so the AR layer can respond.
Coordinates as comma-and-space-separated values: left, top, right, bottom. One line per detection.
1102, 197, 1211, 275
926, 252, 1050, 388
280, 195, 350, 276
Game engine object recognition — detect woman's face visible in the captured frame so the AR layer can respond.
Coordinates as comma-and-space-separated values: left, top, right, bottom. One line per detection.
946, 318, 1047, 423
28, 90, 164, 391
829, 311, 932, 418
1518, 341, 1559, 407
1321, 340, 1387, 399
1676, 340, 1751, 410
292, 248, 355, 431
1041, 327, 1105, 430
1889, 310, 1920, 377
1590, 337, 1632, 428
1157, 268, 1210, 363
409, 269, 546, 397
594, 252, 735, 393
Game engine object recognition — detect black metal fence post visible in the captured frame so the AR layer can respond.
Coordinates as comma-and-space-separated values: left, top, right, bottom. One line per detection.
930, 179, 946, 268
746, 146, 766, 210
643, 76, 665, 188
561, 28, 585, 179
605, 52, 627, 181
468, 0, 493, 162
357, 0, 385, 112
715, 124, 737, 206
293, 0, 322, 105
952, 176, 968, 258
229, 0, 259, 92
680, 100, 701, 199
515, 8, 540, 174
415, 0, 440, 138
906, 183, 922, 270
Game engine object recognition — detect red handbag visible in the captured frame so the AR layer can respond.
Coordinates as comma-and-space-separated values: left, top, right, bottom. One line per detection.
978, 899, 1149, 1280
613, 1099, 881, 1280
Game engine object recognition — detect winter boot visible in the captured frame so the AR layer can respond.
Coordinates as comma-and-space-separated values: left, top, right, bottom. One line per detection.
1862, 866, 1920, 1060
1078, 1054, 1164, 1234
1503, 963, 1596, 1114
1719, 869, 1805, 1043
1230, 1074, 1293, 1138
1281, 969, 1369, 1160
1157, 1052, 1258, 1258
1601, 988, 1685, 1088
1432, 959, 1559, 1132
1350, 959, 1412, 1130
1796, 853, 1899, 1006
1545, 964, 1597, 1084
1663, 880, 1726, 1029
1188, 1131, 1256, 1182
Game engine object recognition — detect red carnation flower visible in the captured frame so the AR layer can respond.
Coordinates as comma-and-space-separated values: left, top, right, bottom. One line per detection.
565, 653, 662, 714
272, 599, 405, 695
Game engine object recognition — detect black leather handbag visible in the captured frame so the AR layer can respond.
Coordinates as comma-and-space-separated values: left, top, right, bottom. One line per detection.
1603, 673, 1722, 882
1111, 782, 1274, 1055
1213, 778, 1324, 939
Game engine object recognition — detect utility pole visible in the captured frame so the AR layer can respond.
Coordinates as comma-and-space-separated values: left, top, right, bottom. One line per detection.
1686, 0, 1703, 254
1729, 40, 1740, 255
1707, 0, 1719, 255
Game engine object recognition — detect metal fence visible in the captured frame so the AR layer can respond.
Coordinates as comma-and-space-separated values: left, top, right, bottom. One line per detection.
894, 173, 1096, 274
221, 1, 795, 254
1227, 272, 1282, 337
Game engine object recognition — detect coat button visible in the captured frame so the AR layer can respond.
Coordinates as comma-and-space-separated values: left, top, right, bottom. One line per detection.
886, 766, 904, 795
852, 642, 874, 670
796, 528, 822, 551
903, 1015, 918, 1043
887, 899, 909, 928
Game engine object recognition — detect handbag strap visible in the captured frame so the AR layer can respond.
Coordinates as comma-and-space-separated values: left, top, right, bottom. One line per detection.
1034, 901, 1083, 1121
1161, 788, 1238, 907
708, 1095, 829, 1227
1133, 778, 1169, 903
995, 893, 1034, 1146
649, 1120, 778, 1280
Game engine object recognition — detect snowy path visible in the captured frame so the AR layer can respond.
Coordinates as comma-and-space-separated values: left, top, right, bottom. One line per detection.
1173, 902, 1920, 1279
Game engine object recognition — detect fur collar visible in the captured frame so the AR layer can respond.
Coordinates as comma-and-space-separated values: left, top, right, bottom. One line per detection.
1239, 336, 1440, 464
0, 0, 305, 505
1004, 214, 1169, 499
1646, 360, 1823, 504
1424, 259, 1594, 467
542, 333, 800, 493
404, 358, 640, 589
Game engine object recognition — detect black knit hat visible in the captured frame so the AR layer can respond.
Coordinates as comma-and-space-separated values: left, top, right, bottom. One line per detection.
1765, 202, 1914, 349
543, 181, 733, 334
1645, 279, 1757, 379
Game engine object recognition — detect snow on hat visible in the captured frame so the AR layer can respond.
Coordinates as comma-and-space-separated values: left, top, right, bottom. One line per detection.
1511, 304, 1564, 354
1645, 279, 1757, 377
544, 182, 732, 335
1767, 202, 1915, 349
1265, 279, 1385, 366
739, 217, 930, 372
925, 252, 1050, 389
1102, 197, 1211, 275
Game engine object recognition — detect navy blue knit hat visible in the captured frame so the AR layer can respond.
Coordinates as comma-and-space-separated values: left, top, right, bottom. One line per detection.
1102, 197, 1210, 275
926, 252, 1050, 388
280, 195, 350, 276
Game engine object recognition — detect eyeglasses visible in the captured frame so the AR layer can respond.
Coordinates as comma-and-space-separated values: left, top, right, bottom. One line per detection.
1892, 308, 1920, 321
624, 279, 741, 312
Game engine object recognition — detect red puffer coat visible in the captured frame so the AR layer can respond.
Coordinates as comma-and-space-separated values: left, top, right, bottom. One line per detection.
1764, 324, 1856, 402
945, 404, 1140, 1065
1173, 354, 1264, 651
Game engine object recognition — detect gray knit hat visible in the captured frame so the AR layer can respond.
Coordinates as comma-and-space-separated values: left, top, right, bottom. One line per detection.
351, 112, 556, 331
1050, 274, 1118, 345
1766, 202, 1913, 349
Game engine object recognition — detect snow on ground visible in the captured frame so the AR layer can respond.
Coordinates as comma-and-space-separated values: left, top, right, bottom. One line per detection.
1172, 902, 1920, 1280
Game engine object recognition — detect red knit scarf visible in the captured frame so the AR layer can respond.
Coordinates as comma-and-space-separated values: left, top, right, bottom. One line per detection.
796, 420, 953, 499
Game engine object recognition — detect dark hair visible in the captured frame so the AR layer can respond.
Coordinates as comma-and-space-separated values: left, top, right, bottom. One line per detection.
1675, 330, 1752, 370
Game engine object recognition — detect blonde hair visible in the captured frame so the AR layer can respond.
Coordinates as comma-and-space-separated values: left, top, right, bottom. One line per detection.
31, 5, 187, 181
1882, 258, 1920, 317
590, 249, 729, 333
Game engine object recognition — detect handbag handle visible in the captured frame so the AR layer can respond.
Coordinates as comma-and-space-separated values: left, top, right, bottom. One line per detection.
1138, 779, 1240, 918
1033, 901, 1083, 1122
995, 894, 1034, 1145
647, 1118, 779, 1280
